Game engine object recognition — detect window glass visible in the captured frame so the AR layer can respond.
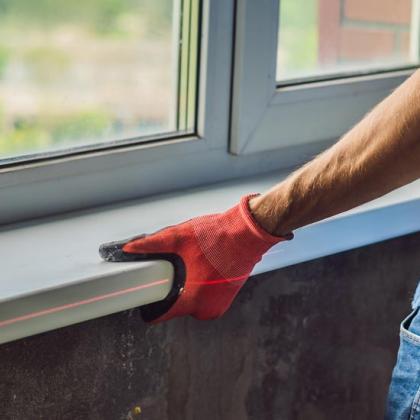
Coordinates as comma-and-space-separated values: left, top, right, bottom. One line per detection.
0, 0, 199, 161
277, 0, 419, 82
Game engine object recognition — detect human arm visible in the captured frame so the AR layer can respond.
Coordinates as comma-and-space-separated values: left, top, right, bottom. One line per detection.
250, 70, 420, 236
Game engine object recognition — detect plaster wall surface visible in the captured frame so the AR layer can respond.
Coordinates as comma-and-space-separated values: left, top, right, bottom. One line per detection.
1, 232, 419, 420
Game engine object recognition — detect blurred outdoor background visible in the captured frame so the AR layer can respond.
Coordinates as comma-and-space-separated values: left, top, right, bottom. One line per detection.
277, 0, 415, 81
0, 0, 176, 159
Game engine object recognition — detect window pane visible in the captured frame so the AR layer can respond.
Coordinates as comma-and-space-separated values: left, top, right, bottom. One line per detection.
0, 0, 199, 161
277, 0, 419, 82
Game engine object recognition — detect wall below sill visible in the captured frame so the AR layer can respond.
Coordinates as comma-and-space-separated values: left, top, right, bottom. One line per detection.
0, 232, 419, 420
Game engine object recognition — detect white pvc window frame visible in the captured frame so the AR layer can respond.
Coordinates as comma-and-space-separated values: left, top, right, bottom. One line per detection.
230, 0, 418, 155
0, 0, 235, 225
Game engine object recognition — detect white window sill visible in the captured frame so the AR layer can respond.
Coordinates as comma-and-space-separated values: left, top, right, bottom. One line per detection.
1, 171, 420, 344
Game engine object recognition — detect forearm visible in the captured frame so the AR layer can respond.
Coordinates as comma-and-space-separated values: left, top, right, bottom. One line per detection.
250, 70, 420, 237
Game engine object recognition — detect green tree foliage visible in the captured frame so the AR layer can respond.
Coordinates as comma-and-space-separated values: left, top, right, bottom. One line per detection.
51, 110, 111, 144
0, 109, 111, 155
0, 46, 9, 78
0, 0, 172, 35
279, 0, 318, 74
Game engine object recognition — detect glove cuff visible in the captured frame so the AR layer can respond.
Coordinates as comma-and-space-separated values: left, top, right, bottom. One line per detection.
239, 194, 294, 245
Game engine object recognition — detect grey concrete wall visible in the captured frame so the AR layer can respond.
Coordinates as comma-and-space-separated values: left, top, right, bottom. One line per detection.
1, 232, 419, 420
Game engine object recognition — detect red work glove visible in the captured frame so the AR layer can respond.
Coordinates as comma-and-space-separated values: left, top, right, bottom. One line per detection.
99, 195, 292, 323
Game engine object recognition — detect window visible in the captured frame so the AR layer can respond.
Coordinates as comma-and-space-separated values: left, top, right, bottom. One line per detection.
277, 0, 419, 82
0, 0, 233, 225
0, 0, 418, 226
231, 0, 418, 155
0, 0, 199, 162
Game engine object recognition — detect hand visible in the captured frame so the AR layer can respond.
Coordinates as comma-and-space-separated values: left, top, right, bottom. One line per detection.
99, 195, 291, 323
